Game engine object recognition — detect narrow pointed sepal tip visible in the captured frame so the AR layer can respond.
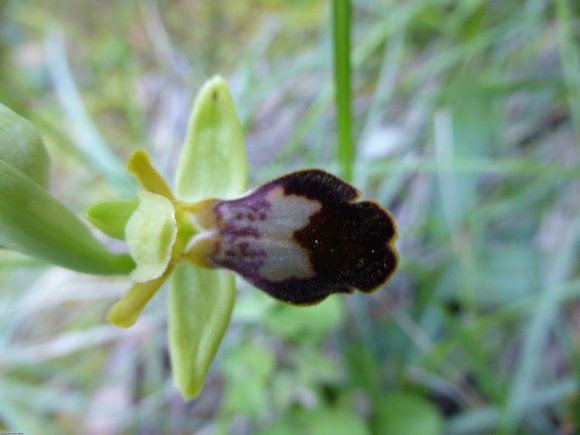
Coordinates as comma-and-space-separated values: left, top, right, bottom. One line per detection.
189, 169, 398, 305
107, 267, 172, 329
177, 381, 204, 402
107, 302, 140, 329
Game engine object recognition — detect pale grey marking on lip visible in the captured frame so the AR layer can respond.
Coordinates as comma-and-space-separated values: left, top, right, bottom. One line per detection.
250, 187, 321, 281
213, 186, 322, 282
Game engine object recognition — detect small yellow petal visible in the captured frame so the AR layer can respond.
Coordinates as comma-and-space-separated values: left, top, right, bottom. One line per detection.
128, 149, 175, 201
108, 266, 174, 328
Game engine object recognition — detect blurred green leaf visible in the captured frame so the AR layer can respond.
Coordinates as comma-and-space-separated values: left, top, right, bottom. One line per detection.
221, 340, 275, 416
255, 414, 298, 435
306, 408, 369, 435
85, 198, 138, 240
372, 393, 443, 435
0, 102, 50, 187
44, 28, 135, 194
0, 160, 134, 275
168, 265, 236, 400
263, 297, 345, 341
295, 346, 342, 383
345, 343, 382, 402
257, 407, 370, 435
0, 389, 54, 435
175, 75, 248, 201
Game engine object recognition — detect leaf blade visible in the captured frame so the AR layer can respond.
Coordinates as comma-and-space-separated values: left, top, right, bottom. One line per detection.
0, 103, 50, 187
0, 160, 134, 275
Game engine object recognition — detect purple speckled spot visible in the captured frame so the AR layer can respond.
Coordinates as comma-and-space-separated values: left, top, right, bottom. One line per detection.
214, 242, 267, 279
209, 187, 276, 279
216, 188, 273, 224
221, 226, 260, 239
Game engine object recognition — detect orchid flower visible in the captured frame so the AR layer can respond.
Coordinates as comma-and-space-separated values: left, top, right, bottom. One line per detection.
0, 77, 398, 400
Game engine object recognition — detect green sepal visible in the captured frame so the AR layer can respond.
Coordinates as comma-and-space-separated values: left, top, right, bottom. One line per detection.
85, 198, 138, 240
169, 265, 236, 400
175, 76, 248, 201
0, 160, 134, 274
0, 103, 50, 188
169, 76, 248, 400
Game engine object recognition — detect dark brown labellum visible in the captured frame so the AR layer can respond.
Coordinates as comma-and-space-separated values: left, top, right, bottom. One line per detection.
187, 169, 398, 305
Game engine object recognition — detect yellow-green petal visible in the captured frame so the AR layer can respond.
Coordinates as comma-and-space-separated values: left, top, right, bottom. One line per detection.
168, 264, 236, 400
0, 103, 50, 187
0, 160, 134, 274
85, 198, 138, 240
126, 191, 177, 282
175, 76, 248, 201
128, 149, 175, 201
108, 266, 173, 328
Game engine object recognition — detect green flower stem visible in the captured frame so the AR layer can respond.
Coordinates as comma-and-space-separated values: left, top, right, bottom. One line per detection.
332, 0, 354, 182
0, 160, 134, 274
108, 265, 174, 328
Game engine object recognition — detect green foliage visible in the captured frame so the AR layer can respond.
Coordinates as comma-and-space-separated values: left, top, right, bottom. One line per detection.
0, 102, 134, 274
372, 393, 443, 435
262, 296, 344, 341
0, 159, 134, 274
221, 340, 275, 416
0, 103, 50, 187
256, 407, 370, 435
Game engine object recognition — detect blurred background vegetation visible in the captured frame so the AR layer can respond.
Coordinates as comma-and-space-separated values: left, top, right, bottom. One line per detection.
1, 0, 580, 434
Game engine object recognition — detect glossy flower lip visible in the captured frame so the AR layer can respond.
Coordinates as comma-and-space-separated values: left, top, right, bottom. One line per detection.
186, 169, 398, 305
